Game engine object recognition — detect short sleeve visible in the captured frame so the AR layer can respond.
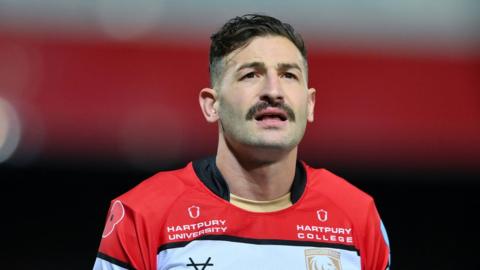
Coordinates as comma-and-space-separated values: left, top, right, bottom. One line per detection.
363, 201, 391, 270
93, 200, 151, 270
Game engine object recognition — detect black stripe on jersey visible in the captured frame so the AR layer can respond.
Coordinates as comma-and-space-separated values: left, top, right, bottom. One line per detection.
193, 156, 230, 200
158, 234, 360, 255
97, 252, 136, 270
290, 160, 306, 203
192, 156, 307, 203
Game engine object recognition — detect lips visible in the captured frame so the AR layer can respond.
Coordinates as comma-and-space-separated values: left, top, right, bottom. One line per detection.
254, 108, 288, 121
246, 102, 295, 123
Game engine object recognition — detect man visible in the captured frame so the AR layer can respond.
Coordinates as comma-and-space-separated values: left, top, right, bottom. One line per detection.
94, 14, 390, 270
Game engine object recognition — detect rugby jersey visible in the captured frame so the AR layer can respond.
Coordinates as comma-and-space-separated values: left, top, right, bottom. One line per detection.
94, 157, 390, 270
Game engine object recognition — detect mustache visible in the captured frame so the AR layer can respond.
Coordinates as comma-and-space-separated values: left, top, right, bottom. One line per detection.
245, 101, 296, 122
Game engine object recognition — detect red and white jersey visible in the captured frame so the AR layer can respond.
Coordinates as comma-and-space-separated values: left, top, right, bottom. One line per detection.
94, 157, 390, 270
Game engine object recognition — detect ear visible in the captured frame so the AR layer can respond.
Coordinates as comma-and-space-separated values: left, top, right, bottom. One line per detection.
199, 87, 219, 123
307, 87, 316, 122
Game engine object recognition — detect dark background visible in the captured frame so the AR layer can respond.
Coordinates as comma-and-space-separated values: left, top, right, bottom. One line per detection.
3, 160, 479, 269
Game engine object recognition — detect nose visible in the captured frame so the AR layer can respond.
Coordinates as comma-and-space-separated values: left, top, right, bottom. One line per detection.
259, 71, 284, 104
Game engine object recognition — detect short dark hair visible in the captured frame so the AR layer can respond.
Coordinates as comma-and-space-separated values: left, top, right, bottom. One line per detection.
209, 14, 307, 88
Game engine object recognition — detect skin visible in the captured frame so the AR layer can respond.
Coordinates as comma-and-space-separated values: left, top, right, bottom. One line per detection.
199, 35, 316, 201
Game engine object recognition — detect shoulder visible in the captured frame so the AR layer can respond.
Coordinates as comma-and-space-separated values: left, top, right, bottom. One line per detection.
303, 163, 390, 268
303, 162, 375, 213
113, 162, 198, 215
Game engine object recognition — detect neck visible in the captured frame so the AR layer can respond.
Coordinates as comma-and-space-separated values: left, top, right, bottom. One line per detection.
215, 135, 298, 201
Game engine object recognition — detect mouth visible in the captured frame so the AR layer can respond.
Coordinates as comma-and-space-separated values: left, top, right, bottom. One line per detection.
254, 108, 288, 122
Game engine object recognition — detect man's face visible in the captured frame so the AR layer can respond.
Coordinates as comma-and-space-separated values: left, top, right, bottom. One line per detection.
215, 35, 315, 151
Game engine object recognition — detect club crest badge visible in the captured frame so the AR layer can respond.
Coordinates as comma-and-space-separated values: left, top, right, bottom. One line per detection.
102, 200, 125, 238
305, 248, 342, 270
188, 205, 200, 219
317, 209, 328, 222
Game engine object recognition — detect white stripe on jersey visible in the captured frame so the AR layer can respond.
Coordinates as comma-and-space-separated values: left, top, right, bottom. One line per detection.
157, 240, 361, 270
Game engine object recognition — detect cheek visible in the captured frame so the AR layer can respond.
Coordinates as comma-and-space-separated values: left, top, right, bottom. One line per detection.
219, 92, 250, 116
291, 96, 309, 114
219, 99, 243, 120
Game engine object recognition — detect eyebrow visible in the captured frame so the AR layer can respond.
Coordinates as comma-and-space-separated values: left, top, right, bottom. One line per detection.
236, 62, 303, 73
277, 63, 302, 73
236, 62, 266, 72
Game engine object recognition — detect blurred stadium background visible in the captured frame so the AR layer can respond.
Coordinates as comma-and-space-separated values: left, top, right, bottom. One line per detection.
0, 1, 479, 269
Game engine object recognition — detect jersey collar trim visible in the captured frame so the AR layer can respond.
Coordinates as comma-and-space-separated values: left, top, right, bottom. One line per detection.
192, 156, 306, 203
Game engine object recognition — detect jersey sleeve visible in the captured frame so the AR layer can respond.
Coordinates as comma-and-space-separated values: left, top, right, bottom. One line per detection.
363, 200, 391, 270
93, 200, 152, 270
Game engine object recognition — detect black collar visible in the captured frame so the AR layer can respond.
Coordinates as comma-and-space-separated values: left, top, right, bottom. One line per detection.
192, 156, 306, 203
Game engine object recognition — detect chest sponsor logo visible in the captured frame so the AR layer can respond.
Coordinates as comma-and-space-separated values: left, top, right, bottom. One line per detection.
305, 249, 342, 270
297, 225, 353, 244
188, 205, 200, 219
167, 219, 228, 241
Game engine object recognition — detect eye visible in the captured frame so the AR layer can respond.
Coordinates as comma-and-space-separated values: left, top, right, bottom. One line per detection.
240, 72, 257, 80
282, 72, 298, 80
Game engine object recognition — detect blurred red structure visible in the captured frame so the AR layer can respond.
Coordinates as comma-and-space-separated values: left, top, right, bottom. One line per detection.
0, 34, 479, 171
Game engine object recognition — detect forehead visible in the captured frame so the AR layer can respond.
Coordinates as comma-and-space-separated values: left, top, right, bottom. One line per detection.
223, 35, 305, 72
